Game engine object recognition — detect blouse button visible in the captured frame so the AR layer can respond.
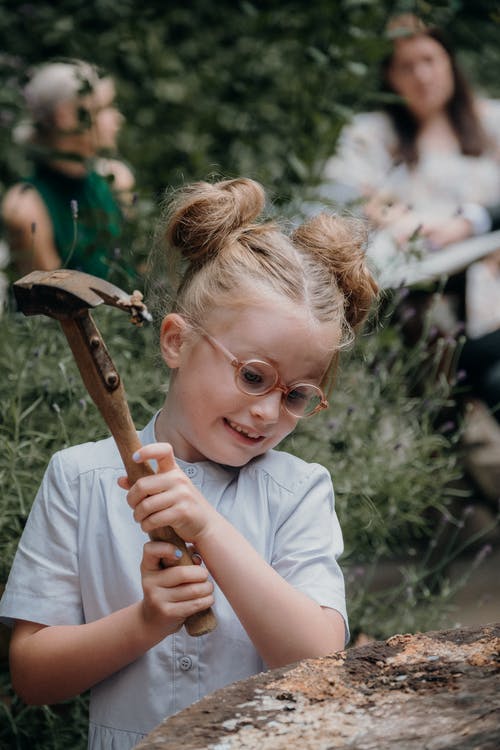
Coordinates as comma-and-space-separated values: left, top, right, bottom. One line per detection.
185, 466, 197, 478
179, 655, 193, 671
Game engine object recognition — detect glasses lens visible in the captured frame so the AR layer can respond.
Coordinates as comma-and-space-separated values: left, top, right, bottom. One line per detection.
237, 360, 277, 395
284, 385, 324, 417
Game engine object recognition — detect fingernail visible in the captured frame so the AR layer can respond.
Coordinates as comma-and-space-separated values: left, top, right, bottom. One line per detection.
175, 549, 183, 559
191, 553, 202, 564
132, 451, 141, 462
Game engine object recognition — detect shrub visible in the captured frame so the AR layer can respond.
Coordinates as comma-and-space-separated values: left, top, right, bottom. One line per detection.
0, 2, 498, 746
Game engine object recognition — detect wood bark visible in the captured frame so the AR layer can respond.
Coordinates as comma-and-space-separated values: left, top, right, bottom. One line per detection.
135, 622, 500, 749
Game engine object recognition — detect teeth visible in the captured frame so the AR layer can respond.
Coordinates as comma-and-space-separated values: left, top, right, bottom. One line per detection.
228, 420, 260, 439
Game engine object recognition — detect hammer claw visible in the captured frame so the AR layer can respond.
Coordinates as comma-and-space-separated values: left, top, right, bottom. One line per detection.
14, 269, 151, 324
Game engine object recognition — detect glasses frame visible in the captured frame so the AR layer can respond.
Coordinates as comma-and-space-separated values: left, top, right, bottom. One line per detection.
203, 332, 328, 418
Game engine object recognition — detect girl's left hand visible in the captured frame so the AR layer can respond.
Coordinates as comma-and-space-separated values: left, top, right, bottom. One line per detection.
118, 443, 218, 544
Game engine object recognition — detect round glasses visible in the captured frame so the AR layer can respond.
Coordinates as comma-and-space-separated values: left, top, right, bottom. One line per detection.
204, 333, 328, 418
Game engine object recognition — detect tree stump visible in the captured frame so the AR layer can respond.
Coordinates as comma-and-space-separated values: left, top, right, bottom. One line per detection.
135, 622, 499, 749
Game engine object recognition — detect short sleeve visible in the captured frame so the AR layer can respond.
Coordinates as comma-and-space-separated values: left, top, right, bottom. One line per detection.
271, 464, 349, 640
0, 451, 83, 627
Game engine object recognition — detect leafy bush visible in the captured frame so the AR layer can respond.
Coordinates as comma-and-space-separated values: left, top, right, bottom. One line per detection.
0, 307, 162, 750
0, 1, 499, 747
1, 1, 499, 203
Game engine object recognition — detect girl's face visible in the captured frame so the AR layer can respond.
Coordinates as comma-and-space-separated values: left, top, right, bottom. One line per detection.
158, 301, 340, 466
386, 34, 455, 121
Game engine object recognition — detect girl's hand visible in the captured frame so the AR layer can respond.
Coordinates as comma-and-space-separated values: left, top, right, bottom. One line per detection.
118, 442, 219, 545
139, 540, 214, 636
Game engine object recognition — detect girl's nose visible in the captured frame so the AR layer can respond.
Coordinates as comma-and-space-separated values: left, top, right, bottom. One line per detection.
249, 390, 282, 424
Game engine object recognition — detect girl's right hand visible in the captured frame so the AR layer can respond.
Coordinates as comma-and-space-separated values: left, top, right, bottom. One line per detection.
140, 540, 215, 636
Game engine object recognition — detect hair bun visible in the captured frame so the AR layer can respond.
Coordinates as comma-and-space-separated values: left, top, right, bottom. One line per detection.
292, 213, 378, 330
166, 178, 266, 262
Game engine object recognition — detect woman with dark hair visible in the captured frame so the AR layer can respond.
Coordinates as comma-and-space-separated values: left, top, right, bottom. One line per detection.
323, 13, 500, 285
381, 17, 489, 169
324, 13, 500, 472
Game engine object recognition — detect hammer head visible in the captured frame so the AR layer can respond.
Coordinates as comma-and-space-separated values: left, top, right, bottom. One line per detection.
13, 269, 152, 324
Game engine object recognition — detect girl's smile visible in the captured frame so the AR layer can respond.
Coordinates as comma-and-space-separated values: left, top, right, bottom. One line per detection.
224, 418, 265, 441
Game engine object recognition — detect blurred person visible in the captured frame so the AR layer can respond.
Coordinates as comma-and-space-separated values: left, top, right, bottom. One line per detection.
322, 13, 500, 285
322, 13, 500, 484
1, 59, 135, 279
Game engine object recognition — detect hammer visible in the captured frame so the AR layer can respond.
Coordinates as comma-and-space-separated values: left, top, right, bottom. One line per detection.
13, 269, 217, 637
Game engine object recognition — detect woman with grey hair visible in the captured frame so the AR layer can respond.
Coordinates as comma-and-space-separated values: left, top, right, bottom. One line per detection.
2, 59, 134, 278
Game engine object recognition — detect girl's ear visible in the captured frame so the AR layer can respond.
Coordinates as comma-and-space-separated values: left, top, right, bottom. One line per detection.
159, 313, 188, 368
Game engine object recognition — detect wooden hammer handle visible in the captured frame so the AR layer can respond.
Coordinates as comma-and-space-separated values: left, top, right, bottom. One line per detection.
60, 316, 217, 637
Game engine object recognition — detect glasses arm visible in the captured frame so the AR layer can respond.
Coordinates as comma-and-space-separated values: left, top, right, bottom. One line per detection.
203, 333, 240, 368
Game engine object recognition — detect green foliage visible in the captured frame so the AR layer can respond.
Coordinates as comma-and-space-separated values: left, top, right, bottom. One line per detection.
1, 0, 498, 204
0, 687, 89, 750
0, 2, 499, 746
0, 308, 163, 750
0, 312, 161, 577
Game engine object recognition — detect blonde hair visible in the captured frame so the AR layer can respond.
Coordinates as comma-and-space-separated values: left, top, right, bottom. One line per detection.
149, 177, 378, 378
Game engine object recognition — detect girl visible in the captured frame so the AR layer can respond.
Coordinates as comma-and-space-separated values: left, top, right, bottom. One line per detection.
0, 177, 378, 749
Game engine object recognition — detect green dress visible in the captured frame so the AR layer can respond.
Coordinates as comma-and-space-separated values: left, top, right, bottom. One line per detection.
24, 162, 123, 278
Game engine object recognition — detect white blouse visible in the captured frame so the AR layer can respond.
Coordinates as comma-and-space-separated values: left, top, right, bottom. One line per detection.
323, 101, 500, 214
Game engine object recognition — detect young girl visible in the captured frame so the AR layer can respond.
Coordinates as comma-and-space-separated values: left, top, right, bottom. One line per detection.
0, 177, 377, 749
